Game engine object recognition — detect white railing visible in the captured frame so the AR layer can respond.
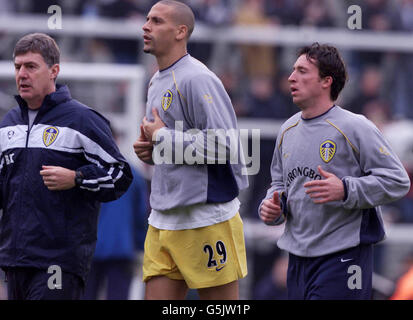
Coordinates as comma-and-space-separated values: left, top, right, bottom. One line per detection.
0, 14, 413, 52
0, 61, 145, 168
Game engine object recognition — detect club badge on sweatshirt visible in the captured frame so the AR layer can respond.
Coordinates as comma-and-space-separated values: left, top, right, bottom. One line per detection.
161, 90, 173, 111
320, 140, 336, 163
43, 126, 59, 147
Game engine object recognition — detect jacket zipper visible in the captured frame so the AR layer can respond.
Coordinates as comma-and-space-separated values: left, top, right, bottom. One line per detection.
13, 124, 32, 263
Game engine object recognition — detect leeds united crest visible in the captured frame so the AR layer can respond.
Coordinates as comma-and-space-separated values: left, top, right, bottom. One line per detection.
320, 140, 336, 163
43, 126, 59, 147
161, 90, 173, 111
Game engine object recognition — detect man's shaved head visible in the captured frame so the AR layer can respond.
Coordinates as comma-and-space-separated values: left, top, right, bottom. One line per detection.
157, 0, 195, 39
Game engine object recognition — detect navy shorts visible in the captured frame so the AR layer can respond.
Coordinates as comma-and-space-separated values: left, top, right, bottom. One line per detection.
4, 267, 84, 300
287, 244, 373, 300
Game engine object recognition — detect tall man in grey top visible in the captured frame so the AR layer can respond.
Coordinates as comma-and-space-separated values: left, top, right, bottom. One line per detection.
134, 1, 248, 300
259, 43, 410, 299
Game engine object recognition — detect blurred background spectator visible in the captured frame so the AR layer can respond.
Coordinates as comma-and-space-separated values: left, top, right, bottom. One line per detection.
253, 251, 288, 300
390, 250, 413, 300
234, 0, 278, 78
300, 0, 335, 28
83, 165, 149, 300
345, 65, 384, 115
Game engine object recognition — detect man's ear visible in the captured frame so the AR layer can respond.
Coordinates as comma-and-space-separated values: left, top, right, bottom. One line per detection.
50, 64, 60, 81
176, 25, 188, 41
322, 76, 333, 89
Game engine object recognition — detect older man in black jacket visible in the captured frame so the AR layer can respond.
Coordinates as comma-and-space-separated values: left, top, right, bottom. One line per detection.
0, 33, 132, 300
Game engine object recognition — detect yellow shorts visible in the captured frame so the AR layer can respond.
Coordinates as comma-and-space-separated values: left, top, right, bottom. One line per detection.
142, 213, 248, 289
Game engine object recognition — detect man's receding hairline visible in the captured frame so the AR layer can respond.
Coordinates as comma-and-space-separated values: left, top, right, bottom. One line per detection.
158, 0, 190, 10
156, 0, 195, 36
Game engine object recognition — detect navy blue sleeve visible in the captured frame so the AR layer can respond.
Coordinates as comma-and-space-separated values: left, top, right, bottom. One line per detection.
76, 109, 133, 202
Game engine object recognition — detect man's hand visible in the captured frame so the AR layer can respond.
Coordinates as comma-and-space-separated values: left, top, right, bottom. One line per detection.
142, 108, 166, 142
133, 124, 154, 165
304, 165, 345, 204
40, 165, 76, 190
260, 191, 282, 225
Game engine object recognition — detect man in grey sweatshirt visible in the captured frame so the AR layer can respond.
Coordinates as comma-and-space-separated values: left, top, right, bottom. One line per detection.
133, 0, 248, 300
259, 43, 411, 299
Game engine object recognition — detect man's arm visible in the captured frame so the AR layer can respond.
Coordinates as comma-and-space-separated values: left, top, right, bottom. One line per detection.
77, 112, 133, 202
303, 165, 345, 204
133, 125, 154, 165
338, 118, 409, 209
259, 130, 287, 225
40, 165, 76, 190
260, 191, 283, 225
41, 110, 133, 202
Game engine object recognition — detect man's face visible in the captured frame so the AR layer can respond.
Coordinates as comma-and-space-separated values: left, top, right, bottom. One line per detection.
288, 54, 324, 108
14, 51, 58, 109
142, 3, 178, 57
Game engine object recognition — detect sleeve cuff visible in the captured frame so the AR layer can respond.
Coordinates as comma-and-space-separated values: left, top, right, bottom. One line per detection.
342, 178, 348, 201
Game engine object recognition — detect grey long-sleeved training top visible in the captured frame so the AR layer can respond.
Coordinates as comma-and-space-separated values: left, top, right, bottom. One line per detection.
146, 54, 248, 212
261, 105, 410, 257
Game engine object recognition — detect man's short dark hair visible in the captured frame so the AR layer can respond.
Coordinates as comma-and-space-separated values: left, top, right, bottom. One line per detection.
298, 43, 347, 101
158, 0, 195, 39
13, 33, 60, 67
